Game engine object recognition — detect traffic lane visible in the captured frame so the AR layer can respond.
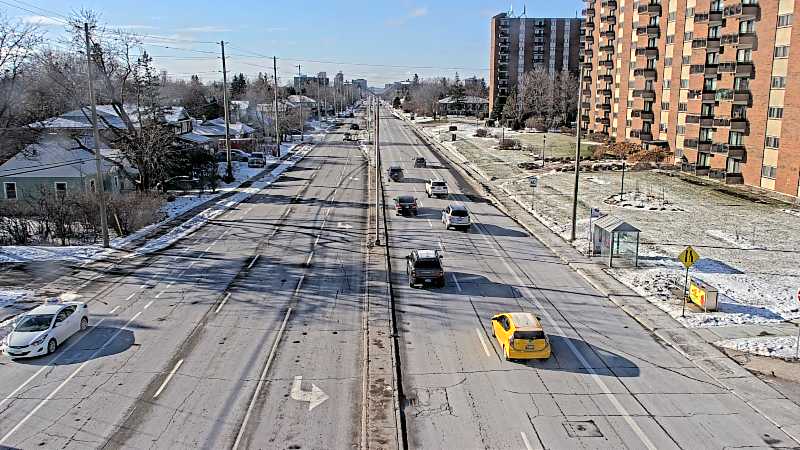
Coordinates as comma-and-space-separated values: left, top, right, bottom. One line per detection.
0, 150, 319, 448
239, 144, 368, 449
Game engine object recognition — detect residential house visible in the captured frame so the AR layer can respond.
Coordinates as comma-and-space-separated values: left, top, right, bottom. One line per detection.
437, 96, 490, 117
193, 117, 256, 151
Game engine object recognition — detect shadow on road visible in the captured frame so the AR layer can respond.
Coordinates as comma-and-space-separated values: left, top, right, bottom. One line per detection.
16, 325, 135, 366
512, 334, 641, 377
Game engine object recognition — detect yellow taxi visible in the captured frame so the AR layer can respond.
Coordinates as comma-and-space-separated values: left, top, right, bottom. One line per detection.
491, 312, 551, 360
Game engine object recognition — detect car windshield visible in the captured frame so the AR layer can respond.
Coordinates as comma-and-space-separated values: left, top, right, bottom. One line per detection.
14, 314, 54, 332
251, 153, 264, 158
450, 209, 469, 217
397, 196, 415, 203
389, 167, 402, 172
514, 330, 545, 340
414, 259, 441, 269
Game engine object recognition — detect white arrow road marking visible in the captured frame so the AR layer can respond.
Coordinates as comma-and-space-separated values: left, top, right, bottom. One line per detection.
337, 222, 353, 229
291, 375, 329, 411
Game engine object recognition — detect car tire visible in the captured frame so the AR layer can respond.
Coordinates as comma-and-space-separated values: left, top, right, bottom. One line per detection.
47, 339, 57, 355
409, 278, 415, 288
80, 316, 88, 331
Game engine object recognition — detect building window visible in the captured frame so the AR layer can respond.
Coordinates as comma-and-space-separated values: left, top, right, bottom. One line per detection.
668, 12, 676, 22
662, 102, 670, 110
665, 57, 673, 66
765, 136, 780, 149
686, 7, 695, 17
677, 125, 686, 135
778, 14, 793, 28
706, 52, 719, 64
627, 100, 634, 108
761, 165, 777, 179
682, 55, 690, 65
683, 32, 693, 41
666, 35, 675, 44
626, 119, 632, 126
729, 131, 743, 146
54, 182, 67, 196
698, 152, 710, 167
664, 79, 671, 88
678, 102, 688, 111
736, 48, 752, 63
775, 46, 790, 58
680, 79, 689, 88
740, 20, 755, 33
772, 76, 787, 88
4, 182, 17, 200
768, 107, 784, 119
700, 127, 714, 141
659, 123, 668, 132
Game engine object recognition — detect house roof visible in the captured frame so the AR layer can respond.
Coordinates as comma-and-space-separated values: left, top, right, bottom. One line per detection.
34, 105, 191, 130
287, 95, 317, 104
202, 118, 255, 136
176, 132, 212, 144
438, 96, 489, 105
0, 134, 122, 179
593, 215, 640, 233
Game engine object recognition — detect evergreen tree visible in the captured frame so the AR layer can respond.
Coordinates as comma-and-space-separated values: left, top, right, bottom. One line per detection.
230, 73, 248, 100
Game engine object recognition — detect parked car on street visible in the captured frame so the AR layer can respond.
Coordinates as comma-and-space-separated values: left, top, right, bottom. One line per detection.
442, 203, 471, 231
414, 157, 427, 168
491, 312, 551, 361
350, 123, 360, 130
406, 250, 445, 288
425, 179, 448, 198
387, 165, 404, 181
248, 152, 266, 168
394, 195, 418, 216
2, 300, 89, 359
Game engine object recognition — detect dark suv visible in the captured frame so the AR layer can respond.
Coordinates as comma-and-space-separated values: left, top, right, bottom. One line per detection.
406, 250, 445, 288
387, 165, 404, 181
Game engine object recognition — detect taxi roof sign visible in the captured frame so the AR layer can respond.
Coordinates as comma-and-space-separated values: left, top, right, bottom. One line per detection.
678, 246, 700, 269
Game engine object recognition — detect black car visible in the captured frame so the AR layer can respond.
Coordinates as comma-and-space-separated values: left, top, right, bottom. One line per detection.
406, 250, 445, 288
394, 195, 418, 216
414, 157, 427, 168
387, 166, 403, 181
350, 123, 360, 130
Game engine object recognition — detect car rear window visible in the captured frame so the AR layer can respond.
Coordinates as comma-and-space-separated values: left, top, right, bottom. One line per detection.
414, 259, 441, 269
432, 181, 446, 187
450, 209, 468, 217
398, 196, 415, 203
514, 330, 545, 340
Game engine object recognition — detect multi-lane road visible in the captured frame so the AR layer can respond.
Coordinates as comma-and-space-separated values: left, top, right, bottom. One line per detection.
0, 105, 798, 450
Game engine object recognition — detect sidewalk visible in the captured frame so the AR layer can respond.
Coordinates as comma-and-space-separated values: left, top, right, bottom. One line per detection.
395, 110, 800, 444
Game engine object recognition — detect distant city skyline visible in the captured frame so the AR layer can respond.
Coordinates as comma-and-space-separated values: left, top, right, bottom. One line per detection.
6, 0, 583, 86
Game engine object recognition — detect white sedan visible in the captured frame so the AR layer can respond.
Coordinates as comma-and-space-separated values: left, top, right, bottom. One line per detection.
2, 301, 89, 359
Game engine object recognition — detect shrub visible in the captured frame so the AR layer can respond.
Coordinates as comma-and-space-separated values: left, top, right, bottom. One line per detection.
474, 128, 489, 138
498, 138, 520, 150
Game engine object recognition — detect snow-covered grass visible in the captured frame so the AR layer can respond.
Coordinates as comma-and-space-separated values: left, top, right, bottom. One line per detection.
717, 335, 800, 360
407, 114, 800, 332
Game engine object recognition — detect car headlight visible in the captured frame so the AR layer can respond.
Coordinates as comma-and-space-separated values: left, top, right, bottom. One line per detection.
31, 334, 47, 347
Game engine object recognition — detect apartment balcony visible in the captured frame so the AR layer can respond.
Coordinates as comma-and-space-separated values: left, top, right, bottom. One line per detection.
704, 64, 719, 76
710, 143, 728, 153
708, 11, 723, 23
638, 131, 654, 141
722, 32, 758, 49
599, 74, 614, 83
706, 38, 721, 50
598, 117, 611, 125
634, 68, 658, 80
599, 60, 614, 68
689, 64, 706, 75
633, 89, 656, 100
725, 173, 744, 185
697, 140, 713, 152
582, 88, 593, 96
735, 62, 754, 77
581, 101, 592, 109
601, 15, 617, 25
583, 7, 595, 16
582, 48, 594, 58
730, 117, 748, 132
600, 44, 615, 53
637, 3, 662, 15
692, 38, 708, 49
584, 35, 595, 44
636, 25, 660, 37
600, 29, 616, 39
702, 90, 717, 102
602, 0, 618, 8
585, 20, 595, 30
684, 138, 698, 149
583, 62, 594, 70
632, 110, 655, 121
598, 89, 613, 97
717, 62, 736, 73
733, 90, 752, 105
596, 102, 612, 111
635, 47, 659, 58
582, 75, 593, 83
686, 115, 716, 126
723, 3, 760, 19
581, 114, 590, 123
726, 145, 746, 159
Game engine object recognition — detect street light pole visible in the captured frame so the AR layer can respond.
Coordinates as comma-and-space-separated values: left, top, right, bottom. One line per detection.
374, 100, 381, 246
296, 64, 303, 143
220, 40, 233, 182
273, 56, 280, 154
569, 68, 584, 242
84, 22, 110, 248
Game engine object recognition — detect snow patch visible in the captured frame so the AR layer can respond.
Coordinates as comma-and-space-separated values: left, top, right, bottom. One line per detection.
604, 192, 684, 212
717, 335, 800, 360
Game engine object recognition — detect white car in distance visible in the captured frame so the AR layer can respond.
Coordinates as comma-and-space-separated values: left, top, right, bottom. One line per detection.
2, 300, 89, 359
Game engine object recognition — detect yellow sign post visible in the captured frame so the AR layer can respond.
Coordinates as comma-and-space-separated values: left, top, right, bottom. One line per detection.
678, 246, 700, 317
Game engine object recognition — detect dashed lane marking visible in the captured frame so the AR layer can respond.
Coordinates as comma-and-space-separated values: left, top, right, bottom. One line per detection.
153, 359, 184, 399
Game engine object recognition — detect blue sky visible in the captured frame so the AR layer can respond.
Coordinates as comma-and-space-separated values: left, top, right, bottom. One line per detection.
8, 0, 583, 87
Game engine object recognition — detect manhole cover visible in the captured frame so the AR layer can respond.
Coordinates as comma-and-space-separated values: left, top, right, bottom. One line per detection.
563, 420, 603, 438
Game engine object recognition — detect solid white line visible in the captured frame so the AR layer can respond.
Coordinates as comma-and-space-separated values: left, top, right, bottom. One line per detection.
124, 292, 136, 301
215, 293, 231, 313
109, 305, 121, 315
247, 255, 260, 270
521, 432, 534, 450
476, 328, 492, 357
153, 359, 184, 399
144, 300, 154, 309
475, 225, 657, 450
232, 307, 293, 450
451, 273, 462, 292
0, 312, 142, 445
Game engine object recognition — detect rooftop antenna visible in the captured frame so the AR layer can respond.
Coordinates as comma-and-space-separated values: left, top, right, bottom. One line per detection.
521, 5, 527, 18
509, 4, 514, 16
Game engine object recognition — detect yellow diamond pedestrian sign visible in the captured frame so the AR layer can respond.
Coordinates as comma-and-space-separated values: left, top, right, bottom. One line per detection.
678, 246, 700, 269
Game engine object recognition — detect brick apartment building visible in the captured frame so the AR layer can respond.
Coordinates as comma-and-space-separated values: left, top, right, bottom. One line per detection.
581, 0, 800, 198
489, 13, 583, 118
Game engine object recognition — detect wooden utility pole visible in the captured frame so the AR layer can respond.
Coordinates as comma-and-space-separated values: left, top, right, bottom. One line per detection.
297, 65, 303, 142
374, 99, 381, 246
570, 70, 583, 242
273, 56, 280, 152
220, 41, 233, 182
84, 22, 110, 248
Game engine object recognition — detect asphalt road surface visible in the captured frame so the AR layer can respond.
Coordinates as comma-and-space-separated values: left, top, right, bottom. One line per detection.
0, 129, 369, 449
378, 108, 799, 450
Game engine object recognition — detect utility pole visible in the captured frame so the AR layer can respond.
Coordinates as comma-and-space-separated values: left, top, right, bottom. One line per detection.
84, 23, 110, 248
570, 70, 584, 242
220, 40, 233, 182
374, 100, 381, 246
273, 56, 280, 153
297, 65, 303, 142
620, 160, 627, 200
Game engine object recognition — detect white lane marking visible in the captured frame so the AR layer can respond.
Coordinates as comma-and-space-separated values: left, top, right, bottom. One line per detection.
475, 225, 657, 450
155, 290, 165, 299
205, 244, 214, 252
215, 293, 231, 313
144, 300, 154, 309
153, 359, 184, 399
521, 432, 534, 450
305, 251, 315, 266
451, 273, 462, 292
438, 241, 444, 252
247, 255, 260, 270
476, 328, 492, 357
108, 306, 120, 315
232, 307, 293, 450
427, 219, 433, 228
124, 292, 137, 302
0, 312, 142, 445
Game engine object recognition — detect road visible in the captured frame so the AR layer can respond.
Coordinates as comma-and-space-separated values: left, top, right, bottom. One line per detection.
378, 108, 799, 450
0, 129, 370, 449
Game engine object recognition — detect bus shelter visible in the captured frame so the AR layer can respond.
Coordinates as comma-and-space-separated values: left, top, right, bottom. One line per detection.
591, 215, 640, 267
